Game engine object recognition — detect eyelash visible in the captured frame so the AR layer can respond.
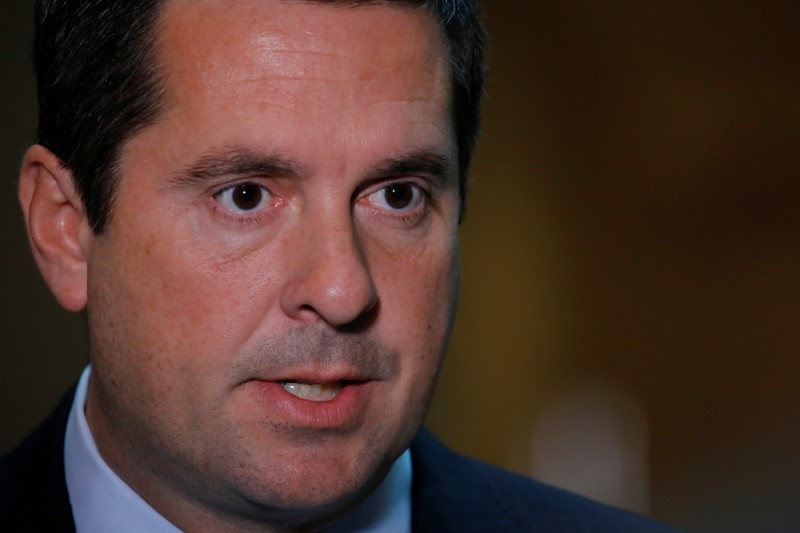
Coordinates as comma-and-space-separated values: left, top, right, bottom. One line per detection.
360, 180, 432, 225
211, 181, 278, 226
209, 178, 433, 227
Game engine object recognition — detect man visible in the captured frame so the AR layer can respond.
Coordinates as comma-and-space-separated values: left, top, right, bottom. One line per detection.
1, 0, 679, 531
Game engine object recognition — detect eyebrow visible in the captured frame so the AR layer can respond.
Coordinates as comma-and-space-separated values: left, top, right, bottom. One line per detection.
369, 150, 454, 184
167, 146, 454, 189
168, 148, 306, 188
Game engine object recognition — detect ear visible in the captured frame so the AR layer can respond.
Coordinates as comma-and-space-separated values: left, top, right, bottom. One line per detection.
18, 145, 92, 312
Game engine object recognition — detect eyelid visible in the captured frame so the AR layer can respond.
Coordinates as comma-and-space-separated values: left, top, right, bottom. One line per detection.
210, 176, 271, 195
367, 182, 425, 212
212, 179, 279, 220
358, 176, 431, 201
356, 179, 433, 230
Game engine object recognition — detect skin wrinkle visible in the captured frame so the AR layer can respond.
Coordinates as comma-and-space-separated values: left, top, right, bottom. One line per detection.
256, 48, 341, 59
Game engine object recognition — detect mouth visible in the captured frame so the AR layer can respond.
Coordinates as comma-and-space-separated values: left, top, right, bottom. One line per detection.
247, 377, 374, 430
279, 380, 346, 402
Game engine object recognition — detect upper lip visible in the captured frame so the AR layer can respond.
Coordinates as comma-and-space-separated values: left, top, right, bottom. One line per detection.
251, 366, 379, 385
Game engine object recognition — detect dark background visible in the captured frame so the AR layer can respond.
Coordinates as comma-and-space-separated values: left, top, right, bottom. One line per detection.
3, 2, 800, 531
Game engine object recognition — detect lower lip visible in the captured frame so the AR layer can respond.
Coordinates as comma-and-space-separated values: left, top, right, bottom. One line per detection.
246, 380, 373, 430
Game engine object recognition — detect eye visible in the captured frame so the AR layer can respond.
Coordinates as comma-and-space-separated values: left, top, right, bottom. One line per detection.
367, 182, 424, 212
214, 182, 272, 213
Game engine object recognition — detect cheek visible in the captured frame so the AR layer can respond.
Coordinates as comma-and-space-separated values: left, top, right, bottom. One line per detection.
88, 227, 221, 376
89, 220, 288, 385
377, 243, 459, 435
378, 240, 460, 367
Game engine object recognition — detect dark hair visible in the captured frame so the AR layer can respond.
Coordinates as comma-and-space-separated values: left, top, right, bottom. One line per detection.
34, 0, 485, 232
35, 0, 167, 233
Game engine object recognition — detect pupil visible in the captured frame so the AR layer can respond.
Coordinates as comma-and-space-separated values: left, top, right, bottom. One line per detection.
386, 184, 413, 209
233, 184, 262, 210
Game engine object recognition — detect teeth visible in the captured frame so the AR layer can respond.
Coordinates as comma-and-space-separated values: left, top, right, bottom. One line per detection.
282, 382, 341, 401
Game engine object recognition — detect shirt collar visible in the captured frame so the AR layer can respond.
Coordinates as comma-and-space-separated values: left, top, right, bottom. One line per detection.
64, 365, 411, 532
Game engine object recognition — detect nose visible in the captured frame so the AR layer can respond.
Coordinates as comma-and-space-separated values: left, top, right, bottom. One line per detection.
280, 215, 378, 328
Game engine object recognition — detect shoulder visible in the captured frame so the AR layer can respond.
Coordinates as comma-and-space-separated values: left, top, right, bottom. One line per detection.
0, 386, 77, 532
410, 428, 683, 533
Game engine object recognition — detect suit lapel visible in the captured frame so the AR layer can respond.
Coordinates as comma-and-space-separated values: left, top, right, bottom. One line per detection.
1, 385, 76, 531
409, 429, 519, 532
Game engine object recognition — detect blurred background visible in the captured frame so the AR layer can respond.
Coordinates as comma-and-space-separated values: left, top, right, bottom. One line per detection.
2, 1, 799, 531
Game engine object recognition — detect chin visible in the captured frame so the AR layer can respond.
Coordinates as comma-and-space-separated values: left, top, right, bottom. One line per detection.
222, 435, 393, 524
229, 457, 390, 530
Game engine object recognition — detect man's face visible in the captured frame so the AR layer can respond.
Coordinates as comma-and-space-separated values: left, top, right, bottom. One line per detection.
83, 0, 459, 527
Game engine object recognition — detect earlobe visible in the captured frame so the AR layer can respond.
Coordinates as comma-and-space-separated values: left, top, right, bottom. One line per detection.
18, 145, 92, 312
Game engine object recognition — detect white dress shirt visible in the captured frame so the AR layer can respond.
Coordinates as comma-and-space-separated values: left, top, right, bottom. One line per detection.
64, 366, 411, 532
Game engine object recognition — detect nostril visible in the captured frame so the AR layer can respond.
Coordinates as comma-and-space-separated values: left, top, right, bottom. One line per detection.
337, 299, 379, 333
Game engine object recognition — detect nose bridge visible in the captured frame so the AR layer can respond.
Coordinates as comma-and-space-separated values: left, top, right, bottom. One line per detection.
280, 202, 377, 327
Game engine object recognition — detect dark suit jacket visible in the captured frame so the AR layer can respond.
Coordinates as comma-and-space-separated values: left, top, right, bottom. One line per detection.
1, 388, 681, 532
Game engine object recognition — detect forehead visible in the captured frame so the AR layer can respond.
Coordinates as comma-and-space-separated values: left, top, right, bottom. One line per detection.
138, 0, 455, 174
156, 0, 449, 113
